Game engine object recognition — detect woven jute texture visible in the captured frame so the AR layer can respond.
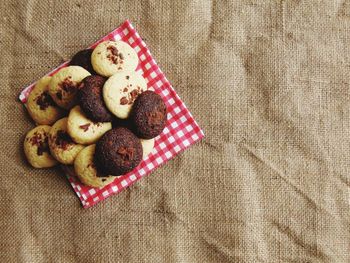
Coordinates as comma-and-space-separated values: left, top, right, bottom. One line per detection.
0, 1, 349, 262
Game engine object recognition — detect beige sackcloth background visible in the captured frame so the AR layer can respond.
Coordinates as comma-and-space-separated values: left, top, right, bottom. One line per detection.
0, 0, 349, 262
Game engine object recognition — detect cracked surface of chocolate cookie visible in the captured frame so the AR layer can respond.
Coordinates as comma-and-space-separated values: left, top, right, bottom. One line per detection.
78, 75, 113, 122
94, 127, 142, 176
131, 91, 167, 139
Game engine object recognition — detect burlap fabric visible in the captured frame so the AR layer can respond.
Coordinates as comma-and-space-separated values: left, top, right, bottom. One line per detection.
0, 1, 349, 262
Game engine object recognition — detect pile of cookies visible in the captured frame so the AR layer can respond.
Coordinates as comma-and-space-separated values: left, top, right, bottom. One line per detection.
23, 40, 167, 188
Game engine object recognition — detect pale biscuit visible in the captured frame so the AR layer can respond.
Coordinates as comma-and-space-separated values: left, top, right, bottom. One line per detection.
26, 76, 64, 125
103, 71, 147, 119
67, 106, 112, 145
48, 66, 90, 109
48, 118, 84, 164
24, 125, 58, 168
91, 40, 138, 77
74, 144, 115, 188
141, 138, 155, 159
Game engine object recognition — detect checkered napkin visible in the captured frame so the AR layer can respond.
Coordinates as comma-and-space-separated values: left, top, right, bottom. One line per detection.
19, 20, 204, 208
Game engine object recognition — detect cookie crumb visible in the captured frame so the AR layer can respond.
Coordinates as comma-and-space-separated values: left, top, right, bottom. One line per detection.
128, 89, 141, 105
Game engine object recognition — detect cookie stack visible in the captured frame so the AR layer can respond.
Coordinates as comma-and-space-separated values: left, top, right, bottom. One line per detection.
24, 40, 167, 188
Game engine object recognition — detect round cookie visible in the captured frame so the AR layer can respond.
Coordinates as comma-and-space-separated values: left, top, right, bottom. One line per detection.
24, 125, 58, 168
48, 66, 91, 109
94, 127, 143, 176
48, 118, 85, 164
140, 138, 155, 159
67, 106, 112, 145
26, 76, 64, 125
131, 91, 167, 139
103, 71, 147, 119
91, 40, 139, 77
70, 49, 96, 74
78, 75, 113, 122
74, 145, 115, 188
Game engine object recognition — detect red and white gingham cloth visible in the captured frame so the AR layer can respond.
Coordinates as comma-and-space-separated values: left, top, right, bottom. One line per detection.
19, 20, 204, 208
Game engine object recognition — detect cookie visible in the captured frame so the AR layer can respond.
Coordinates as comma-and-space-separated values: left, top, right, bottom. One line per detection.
103, 71, 147, 119
67, 106, 112, 145
48, 66, 91, 109
78, 75, 113, 122
24, 125, 58, 168
48, 118, 85, 164
131, 91, 167, 139
70, 49, 96, 74
74, 145, 115, 188
140, 138, 155, 159
94, 127, 143, 176
26, 76, 64, 125
91, 40, 139, 77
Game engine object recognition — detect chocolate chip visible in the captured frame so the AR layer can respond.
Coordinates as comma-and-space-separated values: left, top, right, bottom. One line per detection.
37, 138, 49, 156
56, 91, 63, 100
106, 45, 120, 64
120, 97, 128, 105
55, 130, 73, 150
79, 123, 91, 132
60, 77, 76, 93
36, 91, 55, 110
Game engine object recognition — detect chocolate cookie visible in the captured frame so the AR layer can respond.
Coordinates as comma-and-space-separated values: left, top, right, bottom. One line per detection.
78, 75, 113, 122
70, 49, 96, 74
94, 127, 142, 176
131, 91, 167, 139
